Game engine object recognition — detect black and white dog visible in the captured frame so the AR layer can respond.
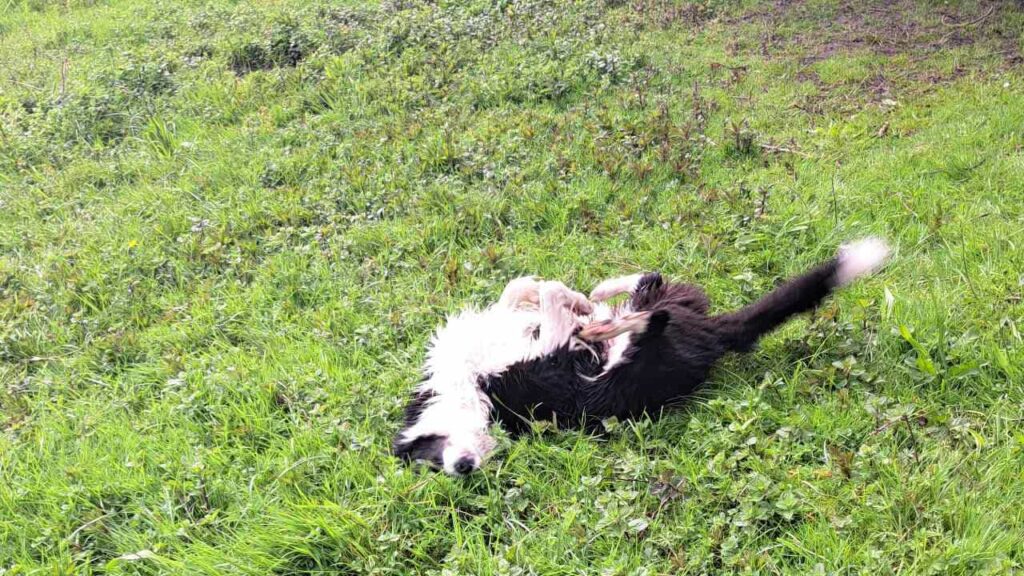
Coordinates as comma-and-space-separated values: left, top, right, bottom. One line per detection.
394, 238, 890, 475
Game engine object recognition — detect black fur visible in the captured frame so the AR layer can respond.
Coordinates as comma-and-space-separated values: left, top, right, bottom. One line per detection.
392, 388, 438, 462
485, 257, 844, 434
392, 433, 445, 467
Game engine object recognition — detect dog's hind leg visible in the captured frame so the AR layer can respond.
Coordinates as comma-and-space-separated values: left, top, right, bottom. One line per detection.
577, 311, 652, 342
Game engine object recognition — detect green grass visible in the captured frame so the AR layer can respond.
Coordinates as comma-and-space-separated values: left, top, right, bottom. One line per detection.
1, 0, 1023, 573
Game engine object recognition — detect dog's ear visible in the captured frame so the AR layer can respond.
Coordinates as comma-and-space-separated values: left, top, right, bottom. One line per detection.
393, 388, 447, 468
392, 432, 446, 467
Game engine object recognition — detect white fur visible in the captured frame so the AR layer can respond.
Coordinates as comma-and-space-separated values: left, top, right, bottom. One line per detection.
402, 278, 591, 474
835, 237, 890, 286
602, 335, 629, 370
402, 307, 542, 473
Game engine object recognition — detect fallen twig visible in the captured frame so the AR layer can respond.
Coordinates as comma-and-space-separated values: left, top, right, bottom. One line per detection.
758, 142, 811, 158
902, 415, 921, 466
940, 5, 996, 44
941, 5, 996, 29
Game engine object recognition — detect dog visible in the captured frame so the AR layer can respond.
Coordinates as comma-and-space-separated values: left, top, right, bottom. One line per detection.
393, 238, 890, 475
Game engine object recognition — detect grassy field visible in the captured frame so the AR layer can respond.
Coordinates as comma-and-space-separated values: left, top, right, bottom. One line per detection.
1, 0, 1023, 573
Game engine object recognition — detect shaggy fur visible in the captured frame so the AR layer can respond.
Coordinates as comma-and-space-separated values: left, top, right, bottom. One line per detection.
394, 238, 890, 475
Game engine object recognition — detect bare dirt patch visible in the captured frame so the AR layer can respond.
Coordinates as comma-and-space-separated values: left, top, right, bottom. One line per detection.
736, 0, 1022, 64
733, 0, 1022, 116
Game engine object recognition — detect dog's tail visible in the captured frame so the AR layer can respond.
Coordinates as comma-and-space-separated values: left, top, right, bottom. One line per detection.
713, 237, 890, 352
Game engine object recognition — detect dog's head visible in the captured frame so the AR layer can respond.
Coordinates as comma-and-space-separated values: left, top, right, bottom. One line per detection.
392, 387, 496, 476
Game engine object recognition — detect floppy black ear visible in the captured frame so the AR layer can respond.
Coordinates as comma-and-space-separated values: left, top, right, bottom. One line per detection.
393, 387, 447, 466
392, 433, 446, 467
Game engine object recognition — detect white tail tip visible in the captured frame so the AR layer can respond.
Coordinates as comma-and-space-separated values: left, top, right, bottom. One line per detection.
835, 237, 890, 285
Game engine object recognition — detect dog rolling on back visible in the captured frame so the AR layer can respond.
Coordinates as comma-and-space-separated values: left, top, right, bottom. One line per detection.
395, 238, 890, 475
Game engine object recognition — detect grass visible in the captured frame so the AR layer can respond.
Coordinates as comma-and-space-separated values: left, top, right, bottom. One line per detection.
1, 0, 1022, 573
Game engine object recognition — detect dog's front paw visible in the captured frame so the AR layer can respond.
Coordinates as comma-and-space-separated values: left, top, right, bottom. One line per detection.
590, 274, 644, 302
570, 293, 593, 315
540, 281, 593, 315
499, 276, 542, 309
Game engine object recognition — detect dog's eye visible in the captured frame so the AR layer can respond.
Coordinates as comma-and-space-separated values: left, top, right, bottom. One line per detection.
529, 324, 541, 339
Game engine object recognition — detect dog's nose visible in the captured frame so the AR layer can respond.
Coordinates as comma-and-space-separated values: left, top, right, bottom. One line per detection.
453, 457, 475, 475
